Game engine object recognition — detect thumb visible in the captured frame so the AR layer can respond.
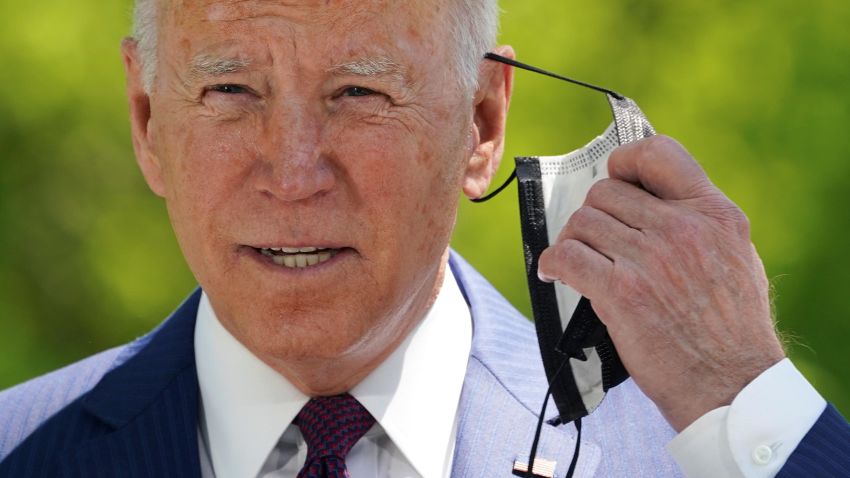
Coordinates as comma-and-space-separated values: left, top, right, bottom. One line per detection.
608, 135, 713, 201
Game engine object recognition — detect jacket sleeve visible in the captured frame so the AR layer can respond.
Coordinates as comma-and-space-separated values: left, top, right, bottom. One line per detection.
777, 404, 850, 477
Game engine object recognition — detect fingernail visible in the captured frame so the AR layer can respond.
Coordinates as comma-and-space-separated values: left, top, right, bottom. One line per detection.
537, 269, 555, 283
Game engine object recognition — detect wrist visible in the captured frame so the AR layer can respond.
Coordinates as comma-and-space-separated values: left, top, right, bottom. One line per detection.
664, 352, 786, 432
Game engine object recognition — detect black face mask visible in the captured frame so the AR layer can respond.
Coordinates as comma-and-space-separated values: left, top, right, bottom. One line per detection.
474, 53, 656, 478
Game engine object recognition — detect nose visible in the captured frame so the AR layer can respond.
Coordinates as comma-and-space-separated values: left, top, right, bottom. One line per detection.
253, 100, 335, 202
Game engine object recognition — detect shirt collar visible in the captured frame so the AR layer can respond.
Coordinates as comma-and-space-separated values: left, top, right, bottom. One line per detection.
195, 292, 309, 478
352, 264, 472, 478
195, 263, 472, 478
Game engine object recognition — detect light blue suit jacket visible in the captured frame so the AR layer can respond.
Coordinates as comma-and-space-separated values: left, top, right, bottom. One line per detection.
1, 252, 846, 476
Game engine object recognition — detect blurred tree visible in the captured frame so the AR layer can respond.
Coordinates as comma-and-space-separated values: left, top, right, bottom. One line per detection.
1, 0, 848, 416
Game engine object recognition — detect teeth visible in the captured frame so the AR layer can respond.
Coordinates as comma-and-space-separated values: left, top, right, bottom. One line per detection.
258, 246, 340, 268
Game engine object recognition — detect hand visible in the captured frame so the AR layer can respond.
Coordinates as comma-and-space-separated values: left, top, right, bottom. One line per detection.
537, 135, 786, 432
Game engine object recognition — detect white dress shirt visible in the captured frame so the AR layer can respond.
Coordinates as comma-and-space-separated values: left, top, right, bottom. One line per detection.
195, 265, 472, 478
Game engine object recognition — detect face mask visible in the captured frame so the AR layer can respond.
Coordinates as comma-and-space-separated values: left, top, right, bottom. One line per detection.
475, 53, 655, 442
476, 54, 657, 478
516, 92, 656, 424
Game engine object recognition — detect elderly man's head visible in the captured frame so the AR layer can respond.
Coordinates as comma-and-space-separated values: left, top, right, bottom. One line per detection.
121, 0, 513, 394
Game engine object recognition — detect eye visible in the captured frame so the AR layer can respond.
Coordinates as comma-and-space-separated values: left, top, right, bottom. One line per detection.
208, 84, 249, 95
342, 86, 377, 97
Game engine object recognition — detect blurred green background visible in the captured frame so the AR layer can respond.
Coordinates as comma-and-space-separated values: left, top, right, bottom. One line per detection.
1, 0, 848, 417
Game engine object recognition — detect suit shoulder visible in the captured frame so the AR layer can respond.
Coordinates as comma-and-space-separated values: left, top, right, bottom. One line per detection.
0, 343, 134, 461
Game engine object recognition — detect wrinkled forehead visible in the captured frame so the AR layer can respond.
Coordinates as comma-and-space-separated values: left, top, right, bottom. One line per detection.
158, 0, 453, 76
171, 0, 392, 23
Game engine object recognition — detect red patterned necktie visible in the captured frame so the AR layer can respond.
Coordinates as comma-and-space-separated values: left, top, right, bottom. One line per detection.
293, 394, 376, 478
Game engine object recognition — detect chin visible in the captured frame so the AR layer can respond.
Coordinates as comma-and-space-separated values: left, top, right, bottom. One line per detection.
249, 301, 382, 358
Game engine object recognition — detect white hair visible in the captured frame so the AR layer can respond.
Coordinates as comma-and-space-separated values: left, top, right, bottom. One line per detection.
447, 0, 501, 95
132, 0, 159, 94
132, 0, 499, 96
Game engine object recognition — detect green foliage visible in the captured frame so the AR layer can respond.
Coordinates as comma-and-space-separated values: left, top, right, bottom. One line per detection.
1, 0, 848, 416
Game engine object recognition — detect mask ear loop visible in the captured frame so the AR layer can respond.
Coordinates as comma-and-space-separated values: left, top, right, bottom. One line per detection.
484, 53, 624, 100
479, 52, 623, 478
470, 169, 516, 203
471, 53, 624, 204
513, 354, 582, 478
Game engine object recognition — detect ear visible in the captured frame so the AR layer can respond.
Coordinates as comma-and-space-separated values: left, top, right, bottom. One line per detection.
462, 45, 515, 200
121, 38, 167, 197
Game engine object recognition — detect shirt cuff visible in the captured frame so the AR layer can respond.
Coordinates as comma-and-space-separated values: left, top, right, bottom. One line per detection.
666, 358, 826, 478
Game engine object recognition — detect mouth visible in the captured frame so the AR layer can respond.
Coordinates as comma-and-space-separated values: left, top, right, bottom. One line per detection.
250, 246, 344, 269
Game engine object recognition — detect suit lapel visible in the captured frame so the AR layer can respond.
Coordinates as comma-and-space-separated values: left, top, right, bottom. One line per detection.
65, 289, 203, 478
449, 252, 601, 478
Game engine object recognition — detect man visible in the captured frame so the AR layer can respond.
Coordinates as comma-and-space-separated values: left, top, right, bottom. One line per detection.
0, 0, 847, 477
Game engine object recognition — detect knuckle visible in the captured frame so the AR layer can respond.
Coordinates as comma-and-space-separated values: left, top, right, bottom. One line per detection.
625, 229, 646, 249
686, 179, 718, 198
554, 240, 583, 266
613, 270, 648, 309
585, 179, 613, 205
566, 206, 596, 234
723, 202, 748, 223
726, 206, 751, 236
565, 242, 597, 278
702, 195, 752, 237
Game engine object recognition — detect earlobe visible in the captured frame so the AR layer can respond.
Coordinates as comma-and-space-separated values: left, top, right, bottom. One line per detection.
462, 45, 515, 200
462, 124, 487, 198
121, 37, 167, 198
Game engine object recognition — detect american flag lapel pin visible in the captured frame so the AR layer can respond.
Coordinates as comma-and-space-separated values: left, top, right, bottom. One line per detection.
512, 458, 557, 478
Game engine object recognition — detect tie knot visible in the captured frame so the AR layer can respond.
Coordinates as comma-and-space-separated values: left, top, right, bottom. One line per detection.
293, 394, 376, 460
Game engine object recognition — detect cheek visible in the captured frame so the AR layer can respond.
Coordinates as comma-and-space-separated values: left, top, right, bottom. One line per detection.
155, 113, 259, 247
330, 118, 465, 254
169, 117, 253, 193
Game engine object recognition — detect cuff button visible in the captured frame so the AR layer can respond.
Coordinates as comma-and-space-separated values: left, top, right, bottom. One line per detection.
752, 444, 774, 465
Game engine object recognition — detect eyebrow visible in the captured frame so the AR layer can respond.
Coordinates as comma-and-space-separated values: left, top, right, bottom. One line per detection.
327, 56, 406, 83
188, 54, 252, 79
186, 54, 407, 85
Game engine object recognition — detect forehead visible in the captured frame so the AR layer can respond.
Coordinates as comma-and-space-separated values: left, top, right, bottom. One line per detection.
161, 0, 451, 69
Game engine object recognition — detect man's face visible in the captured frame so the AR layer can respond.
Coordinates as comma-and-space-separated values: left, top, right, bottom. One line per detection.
126, 0, 498, 379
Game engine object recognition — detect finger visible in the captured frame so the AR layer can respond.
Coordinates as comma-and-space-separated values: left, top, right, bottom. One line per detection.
557, 205, 645, 261
585, 178, 674, 230
608, 135, 713, 201
538, 239, 613, 300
